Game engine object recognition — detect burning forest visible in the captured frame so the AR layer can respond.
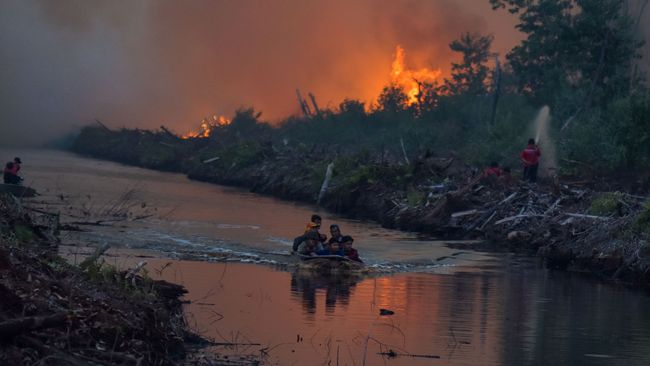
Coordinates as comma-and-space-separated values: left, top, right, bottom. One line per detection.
4, 0, 650, 365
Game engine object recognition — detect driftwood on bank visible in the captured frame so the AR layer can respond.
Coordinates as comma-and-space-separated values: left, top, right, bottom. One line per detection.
78, 242, 110, 270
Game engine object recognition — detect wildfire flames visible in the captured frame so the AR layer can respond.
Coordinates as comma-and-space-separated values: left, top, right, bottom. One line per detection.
181, 115, 230, 139
390, 45, 442, 105
182, 46, 439, 131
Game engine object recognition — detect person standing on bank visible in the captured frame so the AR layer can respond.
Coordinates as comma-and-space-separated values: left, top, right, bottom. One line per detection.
520, 138, 541, 183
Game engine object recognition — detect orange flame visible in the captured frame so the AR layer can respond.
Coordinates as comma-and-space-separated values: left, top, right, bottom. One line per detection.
181, 115, 231, 139
390, 45, 442, 105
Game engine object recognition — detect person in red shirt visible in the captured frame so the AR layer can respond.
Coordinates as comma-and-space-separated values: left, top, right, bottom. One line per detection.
481, 162, 503, 178
3, 162, 20, 184
520, 139, 541, 182
342, 236, 362, 263
480, 162, 503, 187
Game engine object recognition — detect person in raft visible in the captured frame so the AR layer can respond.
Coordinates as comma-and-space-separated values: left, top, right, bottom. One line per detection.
326, 224, 345, 249
305, 214, 321, 232
316, 239, 344, 256
296, 231, 323, 256
341, 236, 362, 263
520, 138, 541, 183
293, 214, 328, 253
305, 214, 327, 243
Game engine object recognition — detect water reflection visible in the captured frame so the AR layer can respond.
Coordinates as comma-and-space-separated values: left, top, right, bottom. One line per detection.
290, 269, 360, 315
78, 251, 650, 366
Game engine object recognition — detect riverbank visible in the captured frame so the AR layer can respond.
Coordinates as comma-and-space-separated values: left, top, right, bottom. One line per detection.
0, 193, 202, 365
70, 125, 650, 285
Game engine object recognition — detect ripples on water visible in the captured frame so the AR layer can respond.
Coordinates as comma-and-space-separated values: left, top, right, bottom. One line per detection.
18, 148, 492, 272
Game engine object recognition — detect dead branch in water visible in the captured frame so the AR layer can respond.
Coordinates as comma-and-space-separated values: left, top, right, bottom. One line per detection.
378, 350, 440, 359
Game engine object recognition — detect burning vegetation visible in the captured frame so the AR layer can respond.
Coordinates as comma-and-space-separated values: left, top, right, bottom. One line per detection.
390, 45, 442, 105
181, 115, 231, 139
181, 44, 442, 135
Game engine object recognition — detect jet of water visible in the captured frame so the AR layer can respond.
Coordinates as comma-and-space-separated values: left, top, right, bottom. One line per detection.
532, 106, 557, 177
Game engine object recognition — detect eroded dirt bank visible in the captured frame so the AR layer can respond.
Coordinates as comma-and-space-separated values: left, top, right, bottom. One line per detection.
0, 193, 203, 365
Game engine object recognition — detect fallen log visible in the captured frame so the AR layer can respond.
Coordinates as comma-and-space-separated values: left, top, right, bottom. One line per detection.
202, 156, 220, 164
544, 198, 563, 215
494, 214, 545, 225
451, 209, 478, 218
565, 213, 611, 220
378, 350, 440, 359
499, 192, 518, 205
478, 210, 498, 231
126, 260, 148, 286
0, 313, 68, 340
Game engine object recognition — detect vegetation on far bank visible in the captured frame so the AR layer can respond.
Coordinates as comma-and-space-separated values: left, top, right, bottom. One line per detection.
73, 0, 650, 182
68, 1, 650, 284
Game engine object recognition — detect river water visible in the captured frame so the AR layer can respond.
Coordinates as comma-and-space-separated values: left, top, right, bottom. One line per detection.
6, 149, 650, 365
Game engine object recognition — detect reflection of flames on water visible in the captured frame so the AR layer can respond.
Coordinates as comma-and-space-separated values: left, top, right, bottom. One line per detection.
181, 115, 230, 139
391, 45, 442, 105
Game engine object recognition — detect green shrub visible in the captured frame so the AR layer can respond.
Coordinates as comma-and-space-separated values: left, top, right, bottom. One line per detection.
406, 189, 425, 206
633, 199, 650, 234
588, 192, 624, 216
217, 142, 264, 170
13, 223, 37, 243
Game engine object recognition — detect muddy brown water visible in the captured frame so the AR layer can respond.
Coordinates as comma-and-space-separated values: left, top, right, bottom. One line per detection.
6, 149, 650, 365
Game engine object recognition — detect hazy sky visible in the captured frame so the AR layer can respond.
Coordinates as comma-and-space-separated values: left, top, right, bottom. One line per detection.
0, 0, 529, 146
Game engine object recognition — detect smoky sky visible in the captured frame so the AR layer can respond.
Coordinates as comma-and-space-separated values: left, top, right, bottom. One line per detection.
2, 0, 525, 146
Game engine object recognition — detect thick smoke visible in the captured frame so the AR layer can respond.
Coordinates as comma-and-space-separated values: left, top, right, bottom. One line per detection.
0, 0, 522, 146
